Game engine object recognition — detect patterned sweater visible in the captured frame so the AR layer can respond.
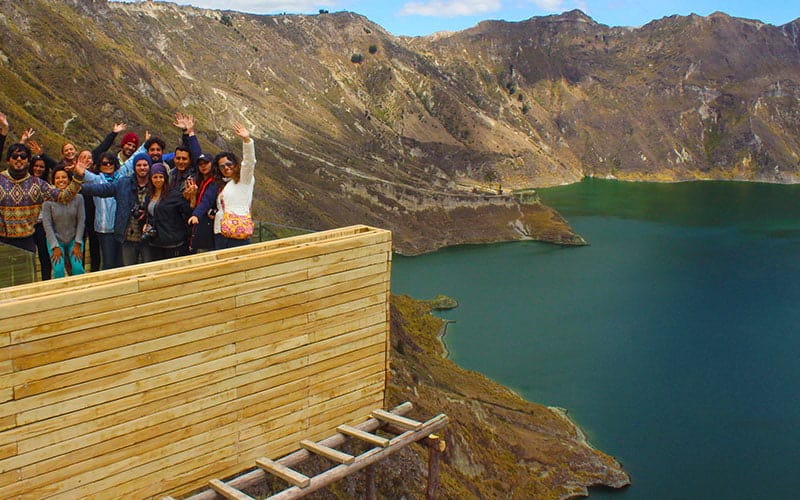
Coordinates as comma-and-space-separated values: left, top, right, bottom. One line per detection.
0, 170, 83, 238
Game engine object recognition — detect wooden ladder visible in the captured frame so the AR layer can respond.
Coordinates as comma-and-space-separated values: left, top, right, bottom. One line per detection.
180, 402, 448, 500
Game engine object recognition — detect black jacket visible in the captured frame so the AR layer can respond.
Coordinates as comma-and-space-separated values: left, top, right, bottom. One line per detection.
146, 190, 192, 248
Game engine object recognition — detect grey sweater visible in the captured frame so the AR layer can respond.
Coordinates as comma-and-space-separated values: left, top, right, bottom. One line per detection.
41, 194, 85, 250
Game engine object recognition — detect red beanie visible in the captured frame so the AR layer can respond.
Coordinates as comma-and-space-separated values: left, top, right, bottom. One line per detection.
120, 132, 140, 147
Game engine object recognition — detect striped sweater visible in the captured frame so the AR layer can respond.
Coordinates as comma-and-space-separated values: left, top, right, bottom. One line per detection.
0, 170, 83, 239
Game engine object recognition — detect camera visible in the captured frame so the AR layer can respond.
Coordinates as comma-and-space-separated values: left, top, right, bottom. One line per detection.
130, 204, 145, 220
141, 225, 157, 242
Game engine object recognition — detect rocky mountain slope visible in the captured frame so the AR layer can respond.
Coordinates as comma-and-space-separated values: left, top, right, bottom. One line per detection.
428, 9, 800, 184
383, 294, 630, 498
1, 1, 799, 253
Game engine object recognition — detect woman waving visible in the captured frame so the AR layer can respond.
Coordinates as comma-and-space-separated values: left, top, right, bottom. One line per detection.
190, 123, 255, 250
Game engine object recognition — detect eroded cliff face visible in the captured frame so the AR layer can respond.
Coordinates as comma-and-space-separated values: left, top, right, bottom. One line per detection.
380, 295, 630, 499
4, 2, 799, 253
420, 10, 800, 185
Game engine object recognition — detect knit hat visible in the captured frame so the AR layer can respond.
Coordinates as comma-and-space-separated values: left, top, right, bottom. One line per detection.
121, 132, 140, 148
131, 152, 152, 167
150, 162, 168, 177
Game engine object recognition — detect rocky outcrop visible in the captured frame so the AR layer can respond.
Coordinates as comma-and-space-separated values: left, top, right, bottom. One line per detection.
382, 295, 630, 498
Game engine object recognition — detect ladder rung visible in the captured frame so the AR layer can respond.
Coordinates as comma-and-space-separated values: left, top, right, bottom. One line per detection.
256, 457, 311, 488
337, 424, 390, 447
208, 478, 255, 500
300, 439, 355, 464
371, 409, 423, 430
336, 425, 389, 448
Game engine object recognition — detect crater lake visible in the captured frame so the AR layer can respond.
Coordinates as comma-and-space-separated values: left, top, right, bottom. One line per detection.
391, 178, 800, 498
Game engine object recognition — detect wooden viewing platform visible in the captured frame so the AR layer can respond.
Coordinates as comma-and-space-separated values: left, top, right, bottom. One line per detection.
0, 226, 393, 499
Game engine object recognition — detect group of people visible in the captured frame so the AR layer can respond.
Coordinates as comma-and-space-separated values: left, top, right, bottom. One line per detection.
0, 111, 257, 279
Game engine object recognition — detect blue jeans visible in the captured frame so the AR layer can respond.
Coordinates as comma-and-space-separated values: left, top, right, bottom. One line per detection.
214, 233, 250, 250
97, 232, 121, 270
48, 240, 85, 278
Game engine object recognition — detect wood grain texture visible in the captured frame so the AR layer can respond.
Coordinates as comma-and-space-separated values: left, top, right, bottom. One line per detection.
0, 226, 390, 499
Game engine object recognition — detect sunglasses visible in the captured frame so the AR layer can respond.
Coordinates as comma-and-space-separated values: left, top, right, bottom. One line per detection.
10, 153, 28, 160
100, 161, 114, 166
220, 161, 235, 169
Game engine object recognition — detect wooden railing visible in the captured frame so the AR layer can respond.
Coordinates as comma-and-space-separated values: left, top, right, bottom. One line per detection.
0, 225, 392, 499
1, 220, 315, 288
0, 242, 35, 288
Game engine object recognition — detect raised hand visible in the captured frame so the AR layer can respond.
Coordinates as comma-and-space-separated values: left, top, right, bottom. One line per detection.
20, 128, 35, 144
73, 152, 93, 176
183, 114, 195, 135
112, 122, 127, 134
27, 139, 43, 156
173, 112, 188, 131
183, 177, 197, 201
0, 112, 8, 134
233, 122, 250, 142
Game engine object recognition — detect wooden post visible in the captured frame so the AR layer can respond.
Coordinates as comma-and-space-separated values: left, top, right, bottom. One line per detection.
425, 433, 446, 500
365, 464, 376, 500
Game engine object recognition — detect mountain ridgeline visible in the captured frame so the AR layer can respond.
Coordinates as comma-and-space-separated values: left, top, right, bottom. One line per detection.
2, 1, 799, 253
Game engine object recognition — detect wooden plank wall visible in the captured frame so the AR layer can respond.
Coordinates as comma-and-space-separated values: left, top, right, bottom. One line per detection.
0, 225, 391, 499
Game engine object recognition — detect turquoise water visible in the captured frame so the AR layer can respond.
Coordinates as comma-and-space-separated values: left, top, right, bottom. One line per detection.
391, 179, 800, 499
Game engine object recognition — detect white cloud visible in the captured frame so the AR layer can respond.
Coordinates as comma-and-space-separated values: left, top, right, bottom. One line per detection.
529, 0, 564, 12
400, 0, 502, 18
524, 0, 592, 16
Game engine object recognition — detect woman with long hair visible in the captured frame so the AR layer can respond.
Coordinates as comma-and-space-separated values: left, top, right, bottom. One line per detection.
28, 153, 56, 280
142, 163, 192, 262
185, 153, 218, 253
208, 123, 255, 249
19, 129, 58, 279
41, 166, 85, 278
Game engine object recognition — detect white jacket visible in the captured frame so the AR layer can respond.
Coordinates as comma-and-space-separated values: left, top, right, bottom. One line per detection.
214, 139, 255, 234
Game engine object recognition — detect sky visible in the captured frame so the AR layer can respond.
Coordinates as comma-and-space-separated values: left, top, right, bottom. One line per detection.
136, 1, 800, 36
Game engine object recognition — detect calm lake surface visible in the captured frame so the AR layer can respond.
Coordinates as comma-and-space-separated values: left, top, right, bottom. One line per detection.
391, 179, 800, 499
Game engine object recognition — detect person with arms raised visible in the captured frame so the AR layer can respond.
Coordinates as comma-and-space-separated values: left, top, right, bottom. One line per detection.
0, 112, 8, 155
77, 152, 155, 267
189, 122, 255, 250
185, 152, 217, 253
21, 129, 58, 279
91, 122, 140, 166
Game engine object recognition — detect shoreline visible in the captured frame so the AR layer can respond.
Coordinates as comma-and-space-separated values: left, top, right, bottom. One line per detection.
436, 319, 454, 359
426, 299, 631, 492
517, 174, 800, 191
390, 294, 631, 497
